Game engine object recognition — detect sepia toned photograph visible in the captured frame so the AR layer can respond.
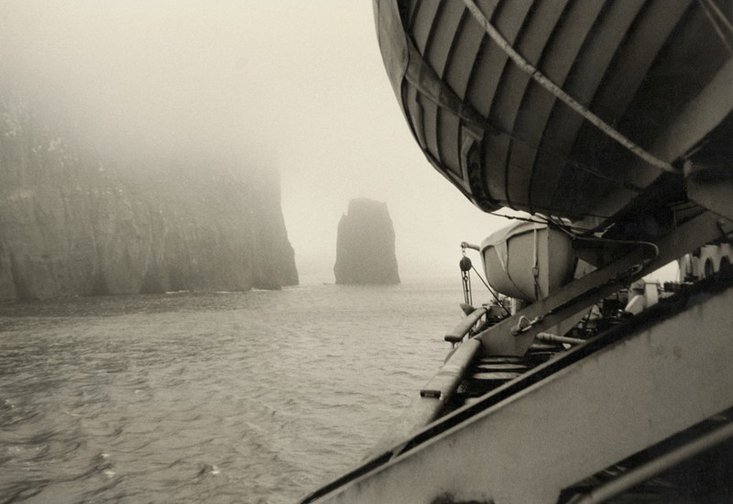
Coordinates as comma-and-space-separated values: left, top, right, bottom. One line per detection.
1, 1, 732, 503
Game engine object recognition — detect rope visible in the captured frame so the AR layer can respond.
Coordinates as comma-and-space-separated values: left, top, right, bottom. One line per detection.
488, 211, 602, 238
462, 0, 676, 173
470, 264, 511, 315
532, 226, 540, 300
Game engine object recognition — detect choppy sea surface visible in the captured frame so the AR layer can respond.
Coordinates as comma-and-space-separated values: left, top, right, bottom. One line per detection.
0, 279, 466, 503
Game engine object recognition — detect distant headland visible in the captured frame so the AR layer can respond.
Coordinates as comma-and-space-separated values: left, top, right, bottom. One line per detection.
0, 91, 298, 301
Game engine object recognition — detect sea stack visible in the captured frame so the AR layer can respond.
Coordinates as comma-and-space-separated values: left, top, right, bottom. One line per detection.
334, 198, 400, 285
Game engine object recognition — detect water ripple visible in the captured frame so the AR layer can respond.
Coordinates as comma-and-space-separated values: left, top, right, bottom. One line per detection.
0, 280, 461, 502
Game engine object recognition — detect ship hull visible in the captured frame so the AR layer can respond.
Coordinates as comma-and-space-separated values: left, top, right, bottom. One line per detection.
296, 2, 733, 501
301, 281, 733, 503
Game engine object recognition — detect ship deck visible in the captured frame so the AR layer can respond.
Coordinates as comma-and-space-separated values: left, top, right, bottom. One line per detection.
301, 275, 733, 503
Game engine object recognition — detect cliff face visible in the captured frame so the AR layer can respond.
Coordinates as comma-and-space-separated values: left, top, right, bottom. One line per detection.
0, 94, 297, 301
334, 198, 399, 285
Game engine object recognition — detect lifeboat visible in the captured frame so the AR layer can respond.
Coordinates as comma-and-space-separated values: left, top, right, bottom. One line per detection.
373, 0, 733, 227
481, 221, 575, 302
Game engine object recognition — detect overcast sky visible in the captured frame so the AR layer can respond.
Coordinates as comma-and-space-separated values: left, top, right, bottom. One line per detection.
0, 1, 524, 283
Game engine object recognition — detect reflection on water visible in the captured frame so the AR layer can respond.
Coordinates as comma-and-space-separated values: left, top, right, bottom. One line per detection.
0, 280, 463, 503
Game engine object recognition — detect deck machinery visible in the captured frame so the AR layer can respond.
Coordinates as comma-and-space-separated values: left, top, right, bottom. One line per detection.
301, 0, 733, 502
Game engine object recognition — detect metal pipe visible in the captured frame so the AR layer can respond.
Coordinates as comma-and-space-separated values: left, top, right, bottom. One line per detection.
445, 306, 487, 344
461, 241, 481, 251
536, 332, 586, 346
372, 337, 483, 454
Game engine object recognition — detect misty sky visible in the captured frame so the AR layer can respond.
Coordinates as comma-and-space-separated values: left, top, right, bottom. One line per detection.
2, 0, 512, 283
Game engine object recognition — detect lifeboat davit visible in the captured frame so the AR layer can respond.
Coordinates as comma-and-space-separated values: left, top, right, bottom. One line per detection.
374, 0, 733, 228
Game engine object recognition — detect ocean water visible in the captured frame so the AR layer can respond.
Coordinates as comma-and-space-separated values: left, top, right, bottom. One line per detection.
0, 279, 466, 503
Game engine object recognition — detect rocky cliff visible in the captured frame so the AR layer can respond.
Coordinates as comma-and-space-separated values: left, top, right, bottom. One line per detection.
334, 198, 399, 285
0, 94, 298, 301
